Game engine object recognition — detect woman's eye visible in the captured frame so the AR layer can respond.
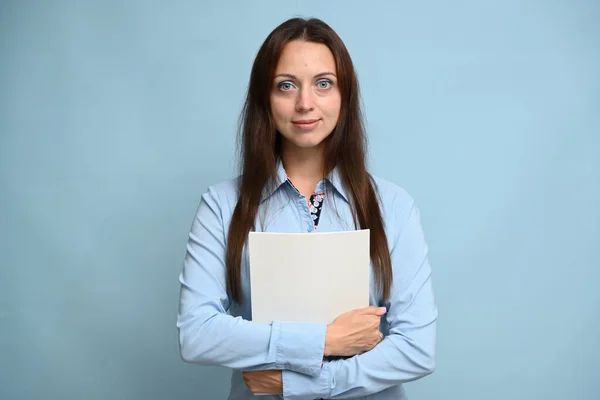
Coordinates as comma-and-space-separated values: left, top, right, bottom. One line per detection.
278, 82, 294, 91
317, 79, 332, 89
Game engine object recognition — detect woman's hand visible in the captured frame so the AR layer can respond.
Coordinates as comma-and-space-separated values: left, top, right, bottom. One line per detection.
324, 306, 386, 357
242, 370, 283, 395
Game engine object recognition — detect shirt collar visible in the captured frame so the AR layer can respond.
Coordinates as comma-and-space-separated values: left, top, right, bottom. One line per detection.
324, 165, 350, 203
260, 158, 350, 203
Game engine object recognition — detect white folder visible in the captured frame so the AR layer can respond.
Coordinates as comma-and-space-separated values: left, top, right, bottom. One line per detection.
248, 229, 370, 324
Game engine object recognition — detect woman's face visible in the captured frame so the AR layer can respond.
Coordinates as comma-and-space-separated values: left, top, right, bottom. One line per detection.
270, 40, 342, 152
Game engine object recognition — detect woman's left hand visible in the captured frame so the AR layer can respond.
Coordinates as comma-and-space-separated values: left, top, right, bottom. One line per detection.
242, 370, 283, 394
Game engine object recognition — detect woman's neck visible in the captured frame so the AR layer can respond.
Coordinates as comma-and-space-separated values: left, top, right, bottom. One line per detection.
280, 144, 326, 199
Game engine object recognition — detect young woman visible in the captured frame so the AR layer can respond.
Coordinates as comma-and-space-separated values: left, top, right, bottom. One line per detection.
177, 17, 437, 399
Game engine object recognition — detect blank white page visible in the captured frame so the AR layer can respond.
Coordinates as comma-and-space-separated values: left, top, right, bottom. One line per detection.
248, 229, 370, 324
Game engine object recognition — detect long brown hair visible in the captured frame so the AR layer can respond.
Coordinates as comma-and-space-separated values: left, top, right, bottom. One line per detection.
226, 17, 392, 305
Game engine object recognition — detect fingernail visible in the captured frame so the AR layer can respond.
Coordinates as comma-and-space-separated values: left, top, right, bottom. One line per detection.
379, 307, 387, 312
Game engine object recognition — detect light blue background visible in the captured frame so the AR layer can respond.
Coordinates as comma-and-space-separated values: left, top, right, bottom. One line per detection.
1, 1, 598, 399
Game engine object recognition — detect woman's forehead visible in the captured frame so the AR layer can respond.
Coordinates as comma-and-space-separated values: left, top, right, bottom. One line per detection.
274, 41, 336, 77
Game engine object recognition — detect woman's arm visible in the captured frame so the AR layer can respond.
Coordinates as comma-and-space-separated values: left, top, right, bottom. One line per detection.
177, 185, 327, 378
281, 199, 438, 398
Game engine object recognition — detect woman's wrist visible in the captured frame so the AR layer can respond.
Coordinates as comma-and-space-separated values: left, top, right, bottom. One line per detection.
324, 324, 339, 357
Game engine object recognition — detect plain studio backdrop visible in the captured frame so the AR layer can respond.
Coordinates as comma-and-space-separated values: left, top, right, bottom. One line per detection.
1, 1, 598, 399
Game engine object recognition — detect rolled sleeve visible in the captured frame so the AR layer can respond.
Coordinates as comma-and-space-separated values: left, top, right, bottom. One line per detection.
275, 321, 328, 377
282, 363, 330, 399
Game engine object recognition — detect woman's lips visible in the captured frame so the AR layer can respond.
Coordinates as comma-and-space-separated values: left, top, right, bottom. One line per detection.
292, 119, 321, 130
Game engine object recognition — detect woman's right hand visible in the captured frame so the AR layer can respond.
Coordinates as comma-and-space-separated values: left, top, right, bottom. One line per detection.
324, 306, 387, 357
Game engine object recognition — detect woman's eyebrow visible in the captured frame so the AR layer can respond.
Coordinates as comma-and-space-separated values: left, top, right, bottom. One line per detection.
274, 72, 337, 79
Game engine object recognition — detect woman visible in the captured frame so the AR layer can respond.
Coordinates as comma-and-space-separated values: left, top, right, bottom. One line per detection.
177, 17, 437, 399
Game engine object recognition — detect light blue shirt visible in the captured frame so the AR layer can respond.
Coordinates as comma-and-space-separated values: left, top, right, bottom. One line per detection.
177, 160, 437, 399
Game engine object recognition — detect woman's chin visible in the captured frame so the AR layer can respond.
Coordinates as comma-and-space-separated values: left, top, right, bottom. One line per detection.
280, 132, 330, 151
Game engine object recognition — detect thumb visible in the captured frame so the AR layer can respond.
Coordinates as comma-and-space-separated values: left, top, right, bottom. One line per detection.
375, 306, 387, 315
364, 306, 386, 315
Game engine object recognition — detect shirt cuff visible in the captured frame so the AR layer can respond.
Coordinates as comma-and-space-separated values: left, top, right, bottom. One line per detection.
273, 321, 327, 377
282, 363, 330, 399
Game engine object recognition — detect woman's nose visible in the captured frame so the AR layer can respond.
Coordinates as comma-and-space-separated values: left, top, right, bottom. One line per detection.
295, 88, 315, 112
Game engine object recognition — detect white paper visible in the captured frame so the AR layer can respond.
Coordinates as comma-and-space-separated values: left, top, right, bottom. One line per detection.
248, 229, 370, 324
